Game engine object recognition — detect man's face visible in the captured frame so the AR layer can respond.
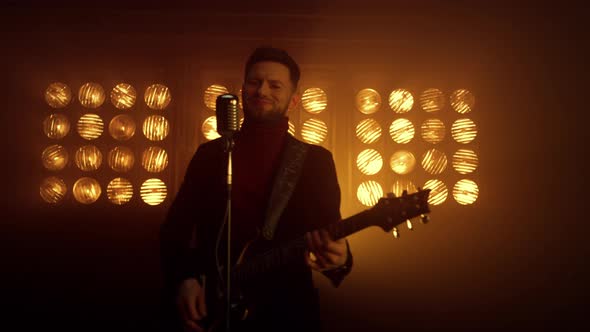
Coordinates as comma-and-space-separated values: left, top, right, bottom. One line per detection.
242, 61, 299, 122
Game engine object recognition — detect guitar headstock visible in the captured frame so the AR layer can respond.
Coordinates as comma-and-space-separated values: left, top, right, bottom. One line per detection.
370, 188, 431, 235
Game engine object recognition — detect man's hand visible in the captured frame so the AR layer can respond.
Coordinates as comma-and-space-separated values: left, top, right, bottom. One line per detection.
304, 229, 348, 272
177, 277, 207, 332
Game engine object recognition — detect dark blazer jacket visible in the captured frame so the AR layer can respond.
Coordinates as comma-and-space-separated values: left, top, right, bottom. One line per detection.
160, 135, 352, 331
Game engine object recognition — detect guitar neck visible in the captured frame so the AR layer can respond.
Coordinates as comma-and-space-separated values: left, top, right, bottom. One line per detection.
231, 209, 378, 285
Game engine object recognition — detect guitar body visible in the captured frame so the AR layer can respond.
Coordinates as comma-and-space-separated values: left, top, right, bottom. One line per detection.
199, 189, 432, 332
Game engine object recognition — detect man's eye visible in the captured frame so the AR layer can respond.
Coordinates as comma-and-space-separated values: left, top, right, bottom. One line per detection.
271, 85, 281, 89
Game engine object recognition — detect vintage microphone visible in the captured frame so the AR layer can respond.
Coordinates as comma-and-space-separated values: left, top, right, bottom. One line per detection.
215, 93, 239, 332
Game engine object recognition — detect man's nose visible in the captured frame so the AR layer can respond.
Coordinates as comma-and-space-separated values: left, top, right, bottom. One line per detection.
256, 81, 271, 97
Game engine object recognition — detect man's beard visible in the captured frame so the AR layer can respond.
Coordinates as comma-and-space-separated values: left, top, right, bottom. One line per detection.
243, 102, 289, 123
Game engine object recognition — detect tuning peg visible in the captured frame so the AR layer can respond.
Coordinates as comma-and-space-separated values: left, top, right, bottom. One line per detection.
387, 192, 395, 198
392, 227, 400, 238
402, 190, 408, 196
406, 219, 413, 230
420, 214, 430, 224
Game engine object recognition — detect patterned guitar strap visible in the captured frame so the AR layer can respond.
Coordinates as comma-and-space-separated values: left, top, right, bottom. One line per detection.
261, 135, 308, 240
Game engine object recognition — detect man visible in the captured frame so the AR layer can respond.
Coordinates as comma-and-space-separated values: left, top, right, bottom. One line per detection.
160, 47, 352, 332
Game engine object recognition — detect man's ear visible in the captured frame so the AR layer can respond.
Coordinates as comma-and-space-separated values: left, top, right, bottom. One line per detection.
289, 92, 300, 111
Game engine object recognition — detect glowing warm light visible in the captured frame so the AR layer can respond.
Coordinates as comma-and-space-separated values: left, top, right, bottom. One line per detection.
388, 89, 414, 113
143, 115, 170, 141
202, 116, 221, 141
288, 121, 295, 136
423, 179, 448, 205
107, 177, 133, 205
301, 118, 328, 145
108, 146, 135, 172
144, 84, 171, 110
356, 149, 383, 175
110, 83, 137, 109
204, 84, 229, 110
74, 145, 102, 171
355, 118, 382, 144
140, 178, 167, 206
450, 89, 475, 114
45, 82, 72, 108
142, 146, 168, 173
72, 177, 101, 204
391, 179, 417, 197
453, 179, 479, 205
357, 181, 383, 207
41, 144, 68, 171
421, 148, 448, 175
40, 176, 67, 204
451, 118, 477, 144
301, 88, 327, 114
389, 118, 415, 144
355, 88, 381, 114
421, 118, 446, 144
420, 88, 445, 112
77, 114, 104, 140
109, 114, 136, 141
452, 149, 479, 174
78, 82, 105, 109
43, 113, 70, 139
389, 150, 416, 175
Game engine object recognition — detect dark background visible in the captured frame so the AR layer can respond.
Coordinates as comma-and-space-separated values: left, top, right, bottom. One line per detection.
1, 1, 587, 331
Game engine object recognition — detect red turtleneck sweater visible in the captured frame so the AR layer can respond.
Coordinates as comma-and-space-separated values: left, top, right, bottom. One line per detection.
231, 117, 289, 244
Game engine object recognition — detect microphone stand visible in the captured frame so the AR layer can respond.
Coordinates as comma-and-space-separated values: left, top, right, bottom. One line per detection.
224, 136, 234, 332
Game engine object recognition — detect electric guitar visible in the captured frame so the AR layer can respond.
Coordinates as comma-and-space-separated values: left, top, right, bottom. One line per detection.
201, 189, 432, 331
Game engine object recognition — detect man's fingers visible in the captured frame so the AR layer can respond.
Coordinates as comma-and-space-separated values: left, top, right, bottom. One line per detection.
184, 319, 204, 332
197, 278, 207, 317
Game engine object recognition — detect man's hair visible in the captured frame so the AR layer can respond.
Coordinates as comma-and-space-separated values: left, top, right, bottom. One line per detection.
244, 47, 301, 89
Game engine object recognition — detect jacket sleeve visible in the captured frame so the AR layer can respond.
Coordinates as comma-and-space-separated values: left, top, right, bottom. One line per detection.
159, 144, 209, 293
314, 148, 353, 287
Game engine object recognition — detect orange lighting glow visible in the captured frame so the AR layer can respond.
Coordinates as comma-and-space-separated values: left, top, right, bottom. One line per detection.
140, 178, 167, 206
143, 115, 170, 141
108, 146, 135, 172
41, 144, 68, 171
420, 118, 446, 144
452, 149, 479, 174
40, 176, 67, 204
355, 118, 382, 144
111, 83, 137, 110
451, 118, 477, 144
355, 88, 381, 114
388, 89, 414, 113
389, 150, 416, 175
72, 177, 101, 204
357, 181, 383, 207
391, 179, 417, 197
45, 82, 72, 108
450, 89, 475, 114
77, 114, 104, 140
202, 116, 221, 141
78, 82, 105, 109
109, 114, 136, 141
301, 88, 327, 114
144, 84, 171, 110
204, 84, 229, 110
389, 118, 415, 144
43, 113, 70, 139
74, 145, 102, 171
420, 88, 445, 112
356, 149, 383, 175
142, 146, 168, 173
423, 179, 448, 205
421, 148, 448, 175
301, 118, 328, 145
453, 179, 479, 205
107, 177, 133, 205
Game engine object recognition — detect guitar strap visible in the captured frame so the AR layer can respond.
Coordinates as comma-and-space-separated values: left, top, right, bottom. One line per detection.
261, 135, 308, 240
